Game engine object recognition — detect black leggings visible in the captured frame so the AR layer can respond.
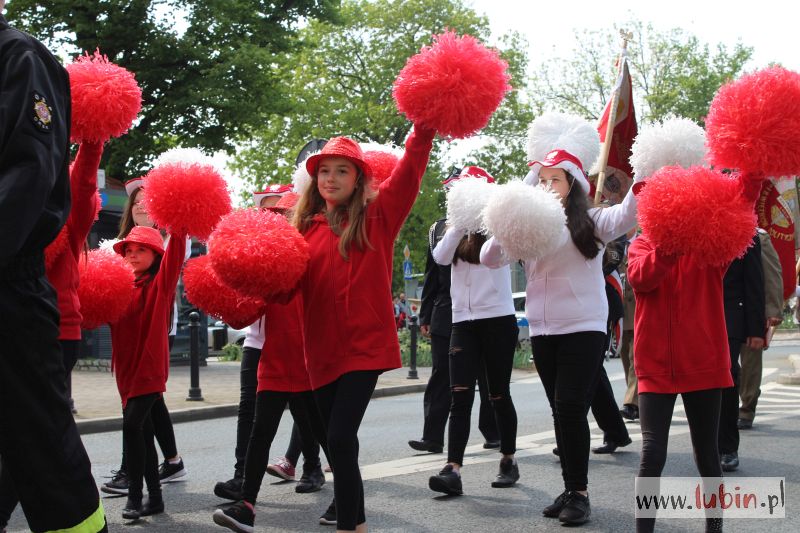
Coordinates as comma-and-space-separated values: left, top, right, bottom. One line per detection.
447, 315, 519, 465
314, 370, 380, 531
636, 388, 723, 533
241, 390, 326, 503
119, 395, 177, 473
532, 331, 606, 492
719, 338, 742, 454
123, 393, 161, 500
234, 346, 261, 473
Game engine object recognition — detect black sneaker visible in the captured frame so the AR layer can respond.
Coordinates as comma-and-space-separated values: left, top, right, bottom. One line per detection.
159, 459, 187, 482
720, 452, 739, 472
319, 498, 336, 526
122, 495, 142, 520
141, 491, 164, 516
408, 439, 444, 453
542, 490, 570, 518
214, 474, 244, 501
296, 463, 325, 493
212, 501, 255, 533
558, 491, 591, 525
483, 440, 501, 449
428, 464, 463, 495
101, 470, 129, 495
491, 458, 520, 488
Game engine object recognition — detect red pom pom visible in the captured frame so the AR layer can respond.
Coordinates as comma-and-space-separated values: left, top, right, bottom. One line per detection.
706, 67, 800, 176
78, 249, 135, 329
363, 150, 400, 185
208, 209, 309, 298
637, 166, 757, 267
66, 50, 142, 143
393, 31, 511, 139
45, 226, 70, 270
183, 255, 264, 326
141, 163, 232, 240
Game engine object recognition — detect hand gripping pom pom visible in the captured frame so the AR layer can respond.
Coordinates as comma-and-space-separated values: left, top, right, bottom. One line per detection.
78, 249, 135, 329
483, 181, 567, 261
393, 31, 511, 139
636, 166, 757, 267
141, 162, 232, 240
361, 143, 404, 185
446, 178, 496, 233
183, 255, 265, 326
706, 67, 800, 176
208, 209, 310, 298
66, 50, 142, 143
630, 118, 706, 181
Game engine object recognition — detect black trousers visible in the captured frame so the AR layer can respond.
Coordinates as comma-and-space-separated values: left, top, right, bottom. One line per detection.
119, 394, 178, 473
636, 388, 723, 533
241, 390, 326, 503
532, 331, 606, 492
589, 331, 630, 443
0, 277, 105, 532
421, 332, 500, 446
62, 339, 80, 408
234, 346, 261, 472
123, 393, 161, 500
314, 370, 380, 530
718, 338, 742, 454
447, 315, 519, 465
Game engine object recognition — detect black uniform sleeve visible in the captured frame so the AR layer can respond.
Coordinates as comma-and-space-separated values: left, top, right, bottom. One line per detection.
743, 237, 766, 339
418, 223, 439, 327
0, 48, 70, 266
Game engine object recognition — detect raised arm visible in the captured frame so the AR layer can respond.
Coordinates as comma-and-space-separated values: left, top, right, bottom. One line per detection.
432, 226, 463, 266
479, 236, 513, 269
67, 142, 104, 251
157, 232, 188, 294
593, 184, 639, 243
627, 235, 679, 294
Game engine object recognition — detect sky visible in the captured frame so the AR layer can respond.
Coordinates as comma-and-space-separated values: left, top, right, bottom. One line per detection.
469, 0, 800, 71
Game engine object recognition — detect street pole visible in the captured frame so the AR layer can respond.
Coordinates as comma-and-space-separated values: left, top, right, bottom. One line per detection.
407, 315, 419, 379
187, 311, 204, 401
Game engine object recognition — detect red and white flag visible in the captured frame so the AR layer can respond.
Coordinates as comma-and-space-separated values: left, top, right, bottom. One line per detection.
756, 177, 799, 299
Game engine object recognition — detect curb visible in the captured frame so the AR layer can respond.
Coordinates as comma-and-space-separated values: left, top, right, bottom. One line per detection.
76, 382, 429, 436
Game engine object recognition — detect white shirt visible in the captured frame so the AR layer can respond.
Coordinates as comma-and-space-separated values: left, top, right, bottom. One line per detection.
243, 316, 266, 350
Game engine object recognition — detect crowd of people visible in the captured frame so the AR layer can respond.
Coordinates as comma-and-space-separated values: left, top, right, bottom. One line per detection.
0, 4, 793, 533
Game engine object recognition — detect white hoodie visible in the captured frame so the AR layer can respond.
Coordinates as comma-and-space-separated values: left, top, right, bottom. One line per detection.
433, 227, 515, 323
481, 187, 638, 337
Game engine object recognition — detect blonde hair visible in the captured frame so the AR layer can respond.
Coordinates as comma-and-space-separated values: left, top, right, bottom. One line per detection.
292, 168, 377, 260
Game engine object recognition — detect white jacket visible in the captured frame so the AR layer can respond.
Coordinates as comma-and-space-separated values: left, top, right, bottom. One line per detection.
433, 227, 515, 323
481, 187, 638, 336
243, 316, 266, 350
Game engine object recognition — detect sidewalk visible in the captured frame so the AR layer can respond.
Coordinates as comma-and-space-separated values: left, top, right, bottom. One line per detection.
71, 360, 537, 434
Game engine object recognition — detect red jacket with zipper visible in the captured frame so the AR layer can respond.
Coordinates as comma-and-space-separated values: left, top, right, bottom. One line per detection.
627, 175, 762, 394
45, 142, 102, 340
299, 126, 434, 389
257, 293, 312, 393
109, 234, 186, 407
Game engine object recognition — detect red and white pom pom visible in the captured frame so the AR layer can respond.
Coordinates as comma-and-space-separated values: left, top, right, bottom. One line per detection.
446, 177, 496, 233
78, 249, 135, 329
637, 166, 757, 267
183, 255, 264, 326
66, 49, 142, 143
141, 162, 232, 239
706, 67, 800, 176
393, 31, 511, 139
483, 181, 567, 261
44, 226, 71, 270
208, 209, 310, 298
361, 143, 404, 185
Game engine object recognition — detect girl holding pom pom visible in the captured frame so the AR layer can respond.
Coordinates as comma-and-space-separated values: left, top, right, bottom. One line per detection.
109, 225, 187, 520
291, 126, 435, 532
480, 115, 640, 526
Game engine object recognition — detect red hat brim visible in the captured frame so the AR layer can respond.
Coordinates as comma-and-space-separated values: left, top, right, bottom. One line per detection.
305, 153, 372, 181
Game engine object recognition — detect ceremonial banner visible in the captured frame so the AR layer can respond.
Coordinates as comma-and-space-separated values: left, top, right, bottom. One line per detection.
756, 177, 799, 299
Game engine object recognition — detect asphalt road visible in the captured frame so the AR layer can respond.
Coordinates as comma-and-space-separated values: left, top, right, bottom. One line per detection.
6, 345, 800, 532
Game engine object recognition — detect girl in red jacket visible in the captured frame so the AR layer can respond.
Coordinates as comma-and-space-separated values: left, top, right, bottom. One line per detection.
291, 126, 435, 532
109, 225, 186, 520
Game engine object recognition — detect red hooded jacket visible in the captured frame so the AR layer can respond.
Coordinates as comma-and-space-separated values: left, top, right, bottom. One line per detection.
299, 127, 434, 389
110, 234, 186, 407
45, 142, 102, 340
256, 293, 312, 393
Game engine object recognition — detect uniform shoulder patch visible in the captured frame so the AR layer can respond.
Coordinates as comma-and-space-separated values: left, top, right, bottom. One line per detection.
32, 92, 53, 132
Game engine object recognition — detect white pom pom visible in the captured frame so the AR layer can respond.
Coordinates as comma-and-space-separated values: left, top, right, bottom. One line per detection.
446, 178, 496, 233
483, 180, 567, 261
630, 118, 706, 180
292, 151, 318, 195
153, 147, 217, 169
527, 112, 600, 171
98, 238, 120, 252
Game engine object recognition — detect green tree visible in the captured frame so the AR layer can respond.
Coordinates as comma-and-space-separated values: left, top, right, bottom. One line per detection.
529, 20, 753, 125
5, 0, 340, 179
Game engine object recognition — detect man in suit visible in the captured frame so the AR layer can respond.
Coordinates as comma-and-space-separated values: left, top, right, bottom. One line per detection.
720, 234, 765, 471
738, 228, 783, 429
408, 169, 499, 453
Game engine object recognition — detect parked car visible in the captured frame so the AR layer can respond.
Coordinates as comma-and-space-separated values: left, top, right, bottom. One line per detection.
208, 320, 247, 350
512, 291, 529, 343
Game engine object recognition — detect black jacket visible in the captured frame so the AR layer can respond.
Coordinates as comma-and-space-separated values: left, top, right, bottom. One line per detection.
0, 15, 71, 276
418, 219, 452, 337
723, 235, 766, 341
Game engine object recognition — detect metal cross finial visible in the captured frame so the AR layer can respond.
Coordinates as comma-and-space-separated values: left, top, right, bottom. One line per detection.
620, 29, 634, 43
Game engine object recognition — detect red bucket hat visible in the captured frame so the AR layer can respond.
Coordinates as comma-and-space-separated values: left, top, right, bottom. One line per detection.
305, 137, 372, 179
113, 226, 165, 256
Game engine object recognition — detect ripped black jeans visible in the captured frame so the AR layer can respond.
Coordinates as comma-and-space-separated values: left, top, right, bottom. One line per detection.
447, 314, 519, 465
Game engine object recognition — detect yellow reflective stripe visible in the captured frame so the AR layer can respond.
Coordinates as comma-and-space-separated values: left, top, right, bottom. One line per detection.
44, 501, 105, 533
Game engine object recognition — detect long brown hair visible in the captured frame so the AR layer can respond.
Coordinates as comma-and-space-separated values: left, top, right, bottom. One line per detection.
292, 168, 377, 260
117, 187, 140, 239
453, 232, 487, 265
